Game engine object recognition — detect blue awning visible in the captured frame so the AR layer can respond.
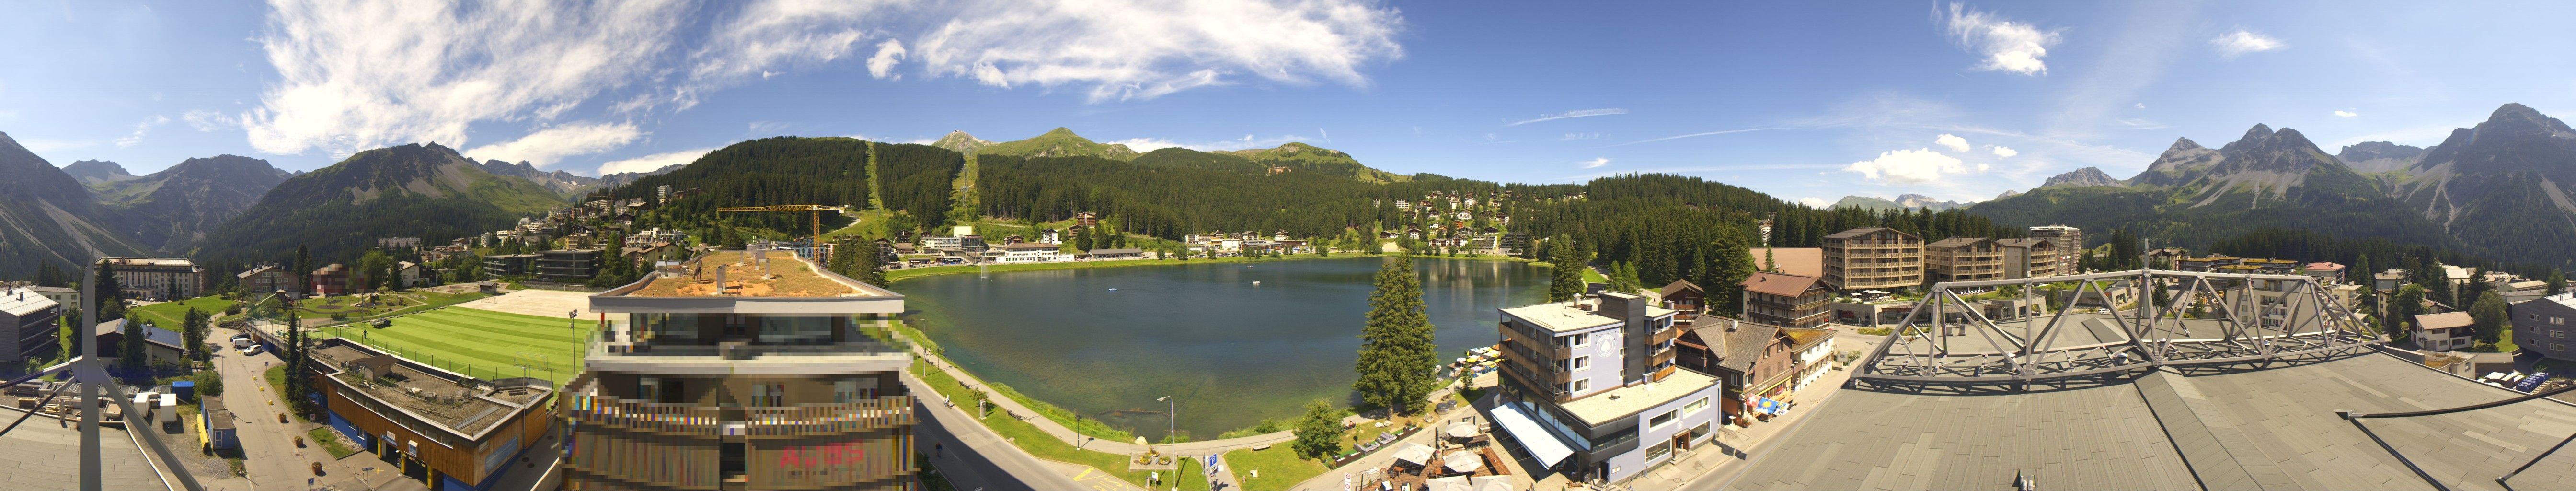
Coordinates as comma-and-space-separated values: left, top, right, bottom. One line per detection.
1491, 403, 1577, 467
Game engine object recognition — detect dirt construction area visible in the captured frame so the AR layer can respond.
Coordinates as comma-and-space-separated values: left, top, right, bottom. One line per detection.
448, 289, 594, 319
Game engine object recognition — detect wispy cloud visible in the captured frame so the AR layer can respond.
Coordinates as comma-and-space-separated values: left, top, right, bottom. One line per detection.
1578, 157, 1609, 169
1506, 108, 1626, 126
115, 115, 170, 148
1936, 2, 2060, 75
182, 110, 234, 132
866, 39, 907, 80
2210, 29, 2285, 59
1797, 197, 1831, 208
1612, 127, 1787, 147
1560, 133, 1601, 141
910, 0, 1404, 103
2116, 118, 2171, 129
2333, 110, 2358, 117
596, 147, 716, 175
462, 122, 642, 168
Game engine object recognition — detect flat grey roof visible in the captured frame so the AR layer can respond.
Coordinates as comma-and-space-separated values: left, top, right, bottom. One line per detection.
1728, 354, 2576, 491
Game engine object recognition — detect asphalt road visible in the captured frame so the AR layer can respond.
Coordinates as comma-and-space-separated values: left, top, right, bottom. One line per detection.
906, 374, 1088, 491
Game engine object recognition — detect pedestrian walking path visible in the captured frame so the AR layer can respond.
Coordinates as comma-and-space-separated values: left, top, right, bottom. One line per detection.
911, 348, 1296, 456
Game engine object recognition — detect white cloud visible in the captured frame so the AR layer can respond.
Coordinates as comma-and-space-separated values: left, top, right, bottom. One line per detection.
1990, 145, 2018, 158
1797, 197, 1831, 208
1614, 127, 1788, 146
182, 110, 235, 132
243, 0, 691, 155
17, 136, 101, 154
1933, 133, 1970, 152
1841, 148, 1972, 184
1578, 157, 1609, 169
2333, 110, 2358, 117
687, 0, 890, 89
597, 147, 716, 175
2209, 29, 2284, 59
1507, 108, 1626, 126
1107, 132, 1324, 152
910, 0, 1404, 102
115, 115, 171, 148
867, 39, 907, 79
462, 122, 643, 168
2134, 102, 2146, 109
1938, 3, 2060, 75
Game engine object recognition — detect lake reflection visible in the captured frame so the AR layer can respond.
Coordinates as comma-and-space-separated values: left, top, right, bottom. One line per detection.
893, 257, 1547, 442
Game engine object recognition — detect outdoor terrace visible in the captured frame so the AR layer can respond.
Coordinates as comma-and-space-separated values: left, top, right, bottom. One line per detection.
607, 250, 885, 298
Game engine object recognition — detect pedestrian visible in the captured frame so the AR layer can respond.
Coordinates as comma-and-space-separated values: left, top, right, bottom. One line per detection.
934, 442, 943, 459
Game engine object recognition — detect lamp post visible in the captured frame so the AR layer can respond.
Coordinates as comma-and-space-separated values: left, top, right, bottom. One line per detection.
1157, 396, 1175, 444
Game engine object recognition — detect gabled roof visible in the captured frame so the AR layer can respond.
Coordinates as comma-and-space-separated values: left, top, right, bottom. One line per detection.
1659, 280, 1703, 298
1748, 247, 1826, 277
1740, 272, 1825, 297
2414, 311, 2472, 330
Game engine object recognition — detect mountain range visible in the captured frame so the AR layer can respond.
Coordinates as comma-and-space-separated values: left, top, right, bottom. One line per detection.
1974, 103, 2576, 268
194, 143, 566, 268
1829, 194, 1968, 211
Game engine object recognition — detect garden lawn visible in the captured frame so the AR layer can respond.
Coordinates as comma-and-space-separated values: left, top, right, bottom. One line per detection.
314, 307, 597, 384
308, 427, 358, 458
1223, 446, 1329, 491
130, 296, 241, 331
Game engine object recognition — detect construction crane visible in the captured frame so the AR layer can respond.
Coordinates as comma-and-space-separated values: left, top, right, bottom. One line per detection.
716, 204, 853, 243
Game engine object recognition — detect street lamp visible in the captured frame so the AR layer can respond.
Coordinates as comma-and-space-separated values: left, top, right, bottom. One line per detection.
1157, 396, 1175, 444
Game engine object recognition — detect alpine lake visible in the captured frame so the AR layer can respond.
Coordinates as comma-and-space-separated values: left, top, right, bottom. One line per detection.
892, 257, 1548, 442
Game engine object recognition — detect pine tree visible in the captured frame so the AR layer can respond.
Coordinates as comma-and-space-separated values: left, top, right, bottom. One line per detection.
90, 262, 124, 321
1353, 257, 1436, 416
1547, 241, 1584, 303
183, 308, 209, 364
2550, 270, 2567, 296
1700, 235, 1757, 316
118, 312, 148, 380
1607, 261, 1641, 294
851, 240, 888, 285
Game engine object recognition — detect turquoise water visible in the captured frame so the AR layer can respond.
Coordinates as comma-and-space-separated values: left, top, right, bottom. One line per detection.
893, 257, 1547, 442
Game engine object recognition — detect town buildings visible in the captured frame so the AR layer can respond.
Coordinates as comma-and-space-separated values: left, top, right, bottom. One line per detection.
2373, 269, 2408, 291
103, 257, 204, 301
2412, 311, 2475, 351
1674, 319, 1832, 428
1492, 292, 1717, 484
236, 264, 299, 297
395, 261, 432, 288
2301, 262, 2348, 284
1820, 228, 1924, 292
199, 395, 238, 451
1995, 238, 2058, 279
379, 237, 424, 250
536, 249, 605, 283
1924, 237, 2005, 283
92, 318, 185, 367
565, 249, 915, 490
1737, 272, 1833, 330
1657, 280, 1706, 321
0, 287, 62, 364
311, 263, 354, 296
2025, 225, 2083, 270
992, 243, 1070, 263
483, 254, 538, 280
303, 338, 555, 490
2502, 279, 2550, 304
1081, 248, 1147, 261
2513, 292, 2576, 361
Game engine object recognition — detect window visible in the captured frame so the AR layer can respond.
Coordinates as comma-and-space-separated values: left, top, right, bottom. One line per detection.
2557, 331, 2568, 339
2556, 317, 2566, 326
637, 377, 661, 402
1566, 379, 1589, 394
755, 382, 786, 407
1645, 439, 1673, 463
1683, 397, 1710, 417
834, 379, 875, 404
1572, 356, 1590, 371
1650, 409, 1678, 428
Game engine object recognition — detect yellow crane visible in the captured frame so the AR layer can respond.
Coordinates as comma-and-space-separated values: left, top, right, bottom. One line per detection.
716, 204, 852, 243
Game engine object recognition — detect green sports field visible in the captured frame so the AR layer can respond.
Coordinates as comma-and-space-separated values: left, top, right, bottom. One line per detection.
317, 307, 599, 384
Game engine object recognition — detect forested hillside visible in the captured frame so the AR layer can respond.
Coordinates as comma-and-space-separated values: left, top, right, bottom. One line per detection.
604, 137, 962, 238
194, 143, 563, 269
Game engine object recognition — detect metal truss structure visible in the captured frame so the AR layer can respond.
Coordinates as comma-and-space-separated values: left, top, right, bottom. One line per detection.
1854, 269, 2383, 391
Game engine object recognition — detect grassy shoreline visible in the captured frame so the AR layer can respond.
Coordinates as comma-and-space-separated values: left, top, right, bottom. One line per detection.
886, 252, 1538, 282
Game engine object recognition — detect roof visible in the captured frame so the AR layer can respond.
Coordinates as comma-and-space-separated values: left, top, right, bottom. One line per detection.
1556, 367, 1716, 427
1995, 237, 2052, 248
1739, 272, 1824, 298
94, 319, 183, 350
2304, 262, 2347, 271
1697, 319, 1779, 373
1500, 297, 1675, 333
1000, 243, 1060, 250
236, 264, 278, 279
1658, 280, 1703, 298
1, 288, 61, 316
609, 250, 883, 298
1746, 247, 1825, 277
1086, 248, 1145, 255
308, 339, 550, 440
1926, 236, 1990, 248
2414, 311, 2472, 330
1824, 227, 1901, 239
101, 257, 195, 268
1728, 354, 2576, 491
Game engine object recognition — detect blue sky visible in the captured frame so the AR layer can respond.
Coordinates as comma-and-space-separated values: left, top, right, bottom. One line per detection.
5, 1, 2574, 205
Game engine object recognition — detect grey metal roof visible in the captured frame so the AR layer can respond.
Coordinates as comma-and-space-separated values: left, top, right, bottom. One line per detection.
1728, 353, 2576, 491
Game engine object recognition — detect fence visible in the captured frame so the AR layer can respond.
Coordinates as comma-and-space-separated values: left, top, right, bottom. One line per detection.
518, 282, 609, 293
328, 330, 581, 384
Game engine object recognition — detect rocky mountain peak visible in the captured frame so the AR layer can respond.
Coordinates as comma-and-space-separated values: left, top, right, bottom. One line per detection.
63, 159, 141, 184
931, 130, 994, 152
2242, 124, 2274, 141
2041, 167, 2125, 188
2164, 137, 2205, 154
2478, 102, 2574, 135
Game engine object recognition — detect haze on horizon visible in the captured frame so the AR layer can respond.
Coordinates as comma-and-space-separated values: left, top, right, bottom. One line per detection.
5, 0, 2574, 205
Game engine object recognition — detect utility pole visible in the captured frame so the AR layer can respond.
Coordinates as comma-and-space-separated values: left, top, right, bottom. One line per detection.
1158, 395, 1175, 445
80, 259, 100, 491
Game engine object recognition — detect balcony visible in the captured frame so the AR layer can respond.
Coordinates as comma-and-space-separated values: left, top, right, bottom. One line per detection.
563, 392, 915, 436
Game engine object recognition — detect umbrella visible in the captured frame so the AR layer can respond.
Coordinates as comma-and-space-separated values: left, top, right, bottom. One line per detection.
1442, 451, 1483, 473
1470, 476, 1513, 491
1444, 421, 1477, 439
1424, 476, 1472, 491
1135, 436, 1150, 446
1392, 443, 1436, 466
